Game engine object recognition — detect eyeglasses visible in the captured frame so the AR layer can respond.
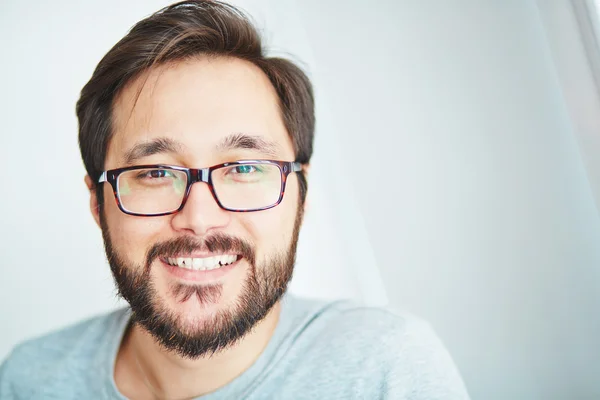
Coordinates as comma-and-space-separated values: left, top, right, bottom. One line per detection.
98, 160, 302, 216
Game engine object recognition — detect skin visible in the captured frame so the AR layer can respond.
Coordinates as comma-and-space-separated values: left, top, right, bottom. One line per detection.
84, 56, 304, 399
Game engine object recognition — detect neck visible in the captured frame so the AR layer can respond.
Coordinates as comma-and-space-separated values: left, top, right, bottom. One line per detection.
115, 301, 282, 399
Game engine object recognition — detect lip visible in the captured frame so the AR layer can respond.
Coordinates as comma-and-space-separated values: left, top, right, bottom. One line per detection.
159, 256, 241, 282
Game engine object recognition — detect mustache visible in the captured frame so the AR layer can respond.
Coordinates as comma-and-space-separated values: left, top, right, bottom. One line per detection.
145, 233, 256, 271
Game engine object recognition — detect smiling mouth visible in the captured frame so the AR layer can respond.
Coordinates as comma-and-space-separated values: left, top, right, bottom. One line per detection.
160, 254, 241, 271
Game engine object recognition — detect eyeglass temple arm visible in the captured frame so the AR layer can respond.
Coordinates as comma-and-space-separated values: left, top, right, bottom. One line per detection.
98, 172, 107, 183
291, 162, 302, 172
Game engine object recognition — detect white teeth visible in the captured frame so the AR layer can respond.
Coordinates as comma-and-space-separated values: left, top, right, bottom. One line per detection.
206, 256, 218, 270
168, 255, 238, 271
219, 255, 234, 266
191, 257, 204, 270
176, 257, 193, 269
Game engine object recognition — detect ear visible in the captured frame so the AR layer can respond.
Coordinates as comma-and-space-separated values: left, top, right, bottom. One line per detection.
301, 164, 310, 177
300, 164, 310, 213
84, 175, 102, 229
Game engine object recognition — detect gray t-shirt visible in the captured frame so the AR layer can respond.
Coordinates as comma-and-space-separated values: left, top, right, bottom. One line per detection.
0, 294, 470, 399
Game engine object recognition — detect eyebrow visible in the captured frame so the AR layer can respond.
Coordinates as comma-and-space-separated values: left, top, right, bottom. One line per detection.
216, 133, 281, 158
123, 137, 184, 165
122, 133, 281, 165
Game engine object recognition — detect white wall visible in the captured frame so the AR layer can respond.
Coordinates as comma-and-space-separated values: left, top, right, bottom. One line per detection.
2, 0, 600, 399
296, 0, 600, 399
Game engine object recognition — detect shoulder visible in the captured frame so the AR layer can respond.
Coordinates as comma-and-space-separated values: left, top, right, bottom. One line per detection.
300, 298, 445, 362
0, 308, 129, 398
286, 295, 441, 349
282, 296, 470, 399
329, 302, 446, 354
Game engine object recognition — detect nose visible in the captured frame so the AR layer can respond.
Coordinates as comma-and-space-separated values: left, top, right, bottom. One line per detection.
170, 181, 231, 236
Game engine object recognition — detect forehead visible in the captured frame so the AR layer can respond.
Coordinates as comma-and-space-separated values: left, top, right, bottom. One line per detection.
106, 57, 293, 168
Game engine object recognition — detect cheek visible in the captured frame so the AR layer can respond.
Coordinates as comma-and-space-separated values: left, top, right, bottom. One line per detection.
240, 179, 300, 253
102, 186, 168, 262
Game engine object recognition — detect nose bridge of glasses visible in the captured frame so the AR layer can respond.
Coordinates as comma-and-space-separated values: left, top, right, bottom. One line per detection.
188, 168, 210, 186
184, 167, 217, 205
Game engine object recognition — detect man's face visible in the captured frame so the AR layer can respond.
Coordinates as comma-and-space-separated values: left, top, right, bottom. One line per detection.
94, 57, 303, 358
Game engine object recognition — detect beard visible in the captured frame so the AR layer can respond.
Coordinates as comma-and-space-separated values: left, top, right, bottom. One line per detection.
99, 206, 303, 359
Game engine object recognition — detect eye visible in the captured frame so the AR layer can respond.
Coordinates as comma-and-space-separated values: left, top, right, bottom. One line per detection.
232, 165, 257, 174
136, 169, 175, 180
130, 168, 181, 185
218, 164, 267, 184
148, 169, 171, 178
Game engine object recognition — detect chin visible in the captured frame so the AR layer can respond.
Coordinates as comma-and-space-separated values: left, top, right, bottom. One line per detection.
155, 262, 250, 318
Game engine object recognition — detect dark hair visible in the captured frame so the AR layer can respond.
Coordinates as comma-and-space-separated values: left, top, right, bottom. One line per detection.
77, 0, 314, 206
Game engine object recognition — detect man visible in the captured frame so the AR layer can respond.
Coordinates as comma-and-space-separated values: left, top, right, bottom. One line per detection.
0, 1, 470, 398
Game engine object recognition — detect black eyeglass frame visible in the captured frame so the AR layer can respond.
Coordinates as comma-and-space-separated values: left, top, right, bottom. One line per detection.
97, 160, 303, 217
